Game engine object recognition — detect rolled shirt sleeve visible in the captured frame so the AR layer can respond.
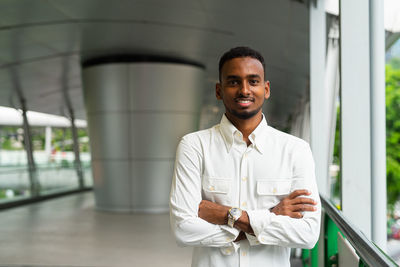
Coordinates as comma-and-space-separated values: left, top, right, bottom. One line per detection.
247, 142, 321, 249
170, 138, 240, 248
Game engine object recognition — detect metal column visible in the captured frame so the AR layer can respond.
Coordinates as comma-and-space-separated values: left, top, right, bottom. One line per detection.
45, 126, 52, 159
310, 2, 327, 265
20, 99, 40, 196
370, 0, 387, 251
69, 109, 84, 189
340, 0, 372, 238
310, 0, 328, 196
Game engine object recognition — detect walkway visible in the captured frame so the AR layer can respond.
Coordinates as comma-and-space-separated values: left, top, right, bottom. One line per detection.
0, 192, 192, 267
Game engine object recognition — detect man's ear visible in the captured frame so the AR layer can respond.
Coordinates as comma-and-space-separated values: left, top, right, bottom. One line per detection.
264, 80, 271, 100
216, 83, 222, 100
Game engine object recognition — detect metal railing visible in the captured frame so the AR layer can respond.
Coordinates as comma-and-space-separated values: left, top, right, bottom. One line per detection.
303, 195, 398, 267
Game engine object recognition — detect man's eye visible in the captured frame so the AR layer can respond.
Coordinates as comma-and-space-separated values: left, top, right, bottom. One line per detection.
249, 80, 259, 85
227, 80, 239, 85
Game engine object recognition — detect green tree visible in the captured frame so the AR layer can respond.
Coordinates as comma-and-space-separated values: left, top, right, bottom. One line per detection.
386, 64, 400, 213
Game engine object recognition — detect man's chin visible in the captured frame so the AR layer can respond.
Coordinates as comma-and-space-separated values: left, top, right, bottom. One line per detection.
230, 110, 260, 120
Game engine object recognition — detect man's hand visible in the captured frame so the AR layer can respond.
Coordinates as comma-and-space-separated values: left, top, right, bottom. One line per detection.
198, 200, 230, 225
271, 189, 317, 218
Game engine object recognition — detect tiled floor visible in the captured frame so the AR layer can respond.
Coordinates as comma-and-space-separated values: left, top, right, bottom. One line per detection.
0, 192, 305, 267
0, 192, 192, 267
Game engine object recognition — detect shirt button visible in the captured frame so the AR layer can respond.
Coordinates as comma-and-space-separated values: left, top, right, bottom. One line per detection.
209, 186, 215, 191
242, 177, 247, 182
272, 188, 277, 194
242, 251, 247, 256
243, 153, 247, 158
241, 202, 247, 207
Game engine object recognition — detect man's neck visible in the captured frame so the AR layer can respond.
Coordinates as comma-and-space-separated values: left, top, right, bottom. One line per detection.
225, 112, 263, 145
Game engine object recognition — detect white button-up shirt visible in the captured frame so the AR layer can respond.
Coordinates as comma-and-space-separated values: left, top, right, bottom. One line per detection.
170, 114, 321, 267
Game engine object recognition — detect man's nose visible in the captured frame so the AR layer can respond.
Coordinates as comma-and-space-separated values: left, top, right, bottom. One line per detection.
239, 81, 251, 95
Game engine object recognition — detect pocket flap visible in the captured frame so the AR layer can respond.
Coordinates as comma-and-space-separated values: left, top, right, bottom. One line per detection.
203, 178, 230, 194
257, 179, 291, 196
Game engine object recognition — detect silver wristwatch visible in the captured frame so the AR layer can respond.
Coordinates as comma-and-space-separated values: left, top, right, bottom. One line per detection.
228, 207, 242, 227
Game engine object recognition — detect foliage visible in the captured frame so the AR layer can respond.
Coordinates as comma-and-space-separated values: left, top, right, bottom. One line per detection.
0, 126, 89, 152
331, 63, 400, 213
332, 106, 340, 199
386, 63, 400, 212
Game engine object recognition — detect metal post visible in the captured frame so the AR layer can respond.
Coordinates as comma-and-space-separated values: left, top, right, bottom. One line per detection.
326, 19, 340, 179
310, 0, 328, 196
340, 0, 372, 238
70, 110, 84, 189
370, 0, 387, 251
60, 53, 84, 189
20, 100, 40, 196
45, 126, 52, 160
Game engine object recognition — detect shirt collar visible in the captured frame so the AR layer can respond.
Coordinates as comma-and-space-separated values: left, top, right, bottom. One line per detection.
219, 114, 268, 154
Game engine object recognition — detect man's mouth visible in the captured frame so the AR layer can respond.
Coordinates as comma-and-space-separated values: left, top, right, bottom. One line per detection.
235, 98, 254, 107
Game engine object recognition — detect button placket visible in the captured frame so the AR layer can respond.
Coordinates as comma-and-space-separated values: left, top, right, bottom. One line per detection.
239, 239, 250, 267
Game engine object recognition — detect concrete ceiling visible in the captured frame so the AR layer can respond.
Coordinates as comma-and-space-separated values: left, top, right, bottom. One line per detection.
0, 0, 310, 129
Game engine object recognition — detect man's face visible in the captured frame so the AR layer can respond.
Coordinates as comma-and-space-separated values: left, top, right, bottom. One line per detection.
216, 57, 270, 120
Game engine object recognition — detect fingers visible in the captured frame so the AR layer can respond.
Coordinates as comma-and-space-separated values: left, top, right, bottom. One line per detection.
288, 189, 311, 199
291, 197, 317, 205
292, 204, 317, 212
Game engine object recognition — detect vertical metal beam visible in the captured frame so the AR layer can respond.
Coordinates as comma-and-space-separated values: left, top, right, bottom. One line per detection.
69, 110, 84, 188
45, 126, 52, 159
9, 65, 41, 197
370, 0, 387, 251
326, 19, 340, 177
20, 100, 40, 196
310, 3, 327, 265
60, 55, 84, 189
310, 0, 328, 196
340, 0, 372, 238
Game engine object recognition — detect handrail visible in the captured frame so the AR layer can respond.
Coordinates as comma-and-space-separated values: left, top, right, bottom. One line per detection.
320, 195, 398, 267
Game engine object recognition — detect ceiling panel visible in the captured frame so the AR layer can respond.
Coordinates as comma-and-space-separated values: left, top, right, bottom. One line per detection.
0, 0, 310, 129
0, 0, 70, 25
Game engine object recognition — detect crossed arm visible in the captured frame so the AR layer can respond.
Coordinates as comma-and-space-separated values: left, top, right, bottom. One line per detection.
198, 189, 318, 242
170, 139, 321, 249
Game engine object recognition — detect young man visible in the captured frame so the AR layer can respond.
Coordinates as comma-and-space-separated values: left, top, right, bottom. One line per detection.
170, 47, 320, 267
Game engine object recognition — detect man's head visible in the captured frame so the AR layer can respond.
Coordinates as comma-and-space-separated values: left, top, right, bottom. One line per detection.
216, 46, 270, 121
218, 46, 265, 82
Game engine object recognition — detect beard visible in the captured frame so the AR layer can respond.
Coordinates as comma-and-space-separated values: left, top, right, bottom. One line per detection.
226, 106, 263, 120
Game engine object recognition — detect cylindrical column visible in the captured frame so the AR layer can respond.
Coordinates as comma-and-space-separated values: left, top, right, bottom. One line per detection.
82, 61, 204, 212
370, 0, 387, 251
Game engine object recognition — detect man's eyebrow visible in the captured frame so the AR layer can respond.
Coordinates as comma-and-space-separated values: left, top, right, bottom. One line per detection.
226, 75, 241, 80
247, 74, 261, 79
225, 74, 262, 80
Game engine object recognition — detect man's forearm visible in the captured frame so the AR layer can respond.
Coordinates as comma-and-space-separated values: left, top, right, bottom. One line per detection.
198, 200, 254, 235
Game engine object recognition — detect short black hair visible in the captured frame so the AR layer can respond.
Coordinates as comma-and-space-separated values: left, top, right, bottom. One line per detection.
218, 46, 265, 81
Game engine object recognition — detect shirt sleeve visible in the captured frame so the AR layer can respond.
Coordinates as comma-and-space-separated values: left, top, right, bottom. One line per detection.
169, 138, 240, 248
246, 142, 321, 249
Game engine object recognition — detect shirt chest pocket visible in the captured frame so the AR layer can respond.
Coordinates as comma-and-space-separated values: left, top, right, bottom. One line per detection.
202, 177, 232, 206
256, 179, 292, 209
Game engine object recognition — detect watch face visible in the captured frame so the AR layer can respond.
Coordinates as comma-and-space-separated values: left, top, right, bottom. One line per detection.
230, 208, 241, 217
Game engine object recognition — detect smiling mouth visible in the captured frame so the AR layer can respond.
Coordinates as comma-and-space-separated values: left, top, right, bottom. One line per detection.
235, 98, 254, 103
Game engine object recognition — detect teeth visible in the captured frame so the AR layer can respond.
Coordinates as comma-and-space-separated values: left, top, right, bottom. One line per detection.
238, 100, 251, 103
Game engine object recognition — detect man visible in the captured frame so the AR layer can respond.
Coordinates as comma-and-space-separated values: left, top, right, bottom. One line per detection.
170, 46, 321, 267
